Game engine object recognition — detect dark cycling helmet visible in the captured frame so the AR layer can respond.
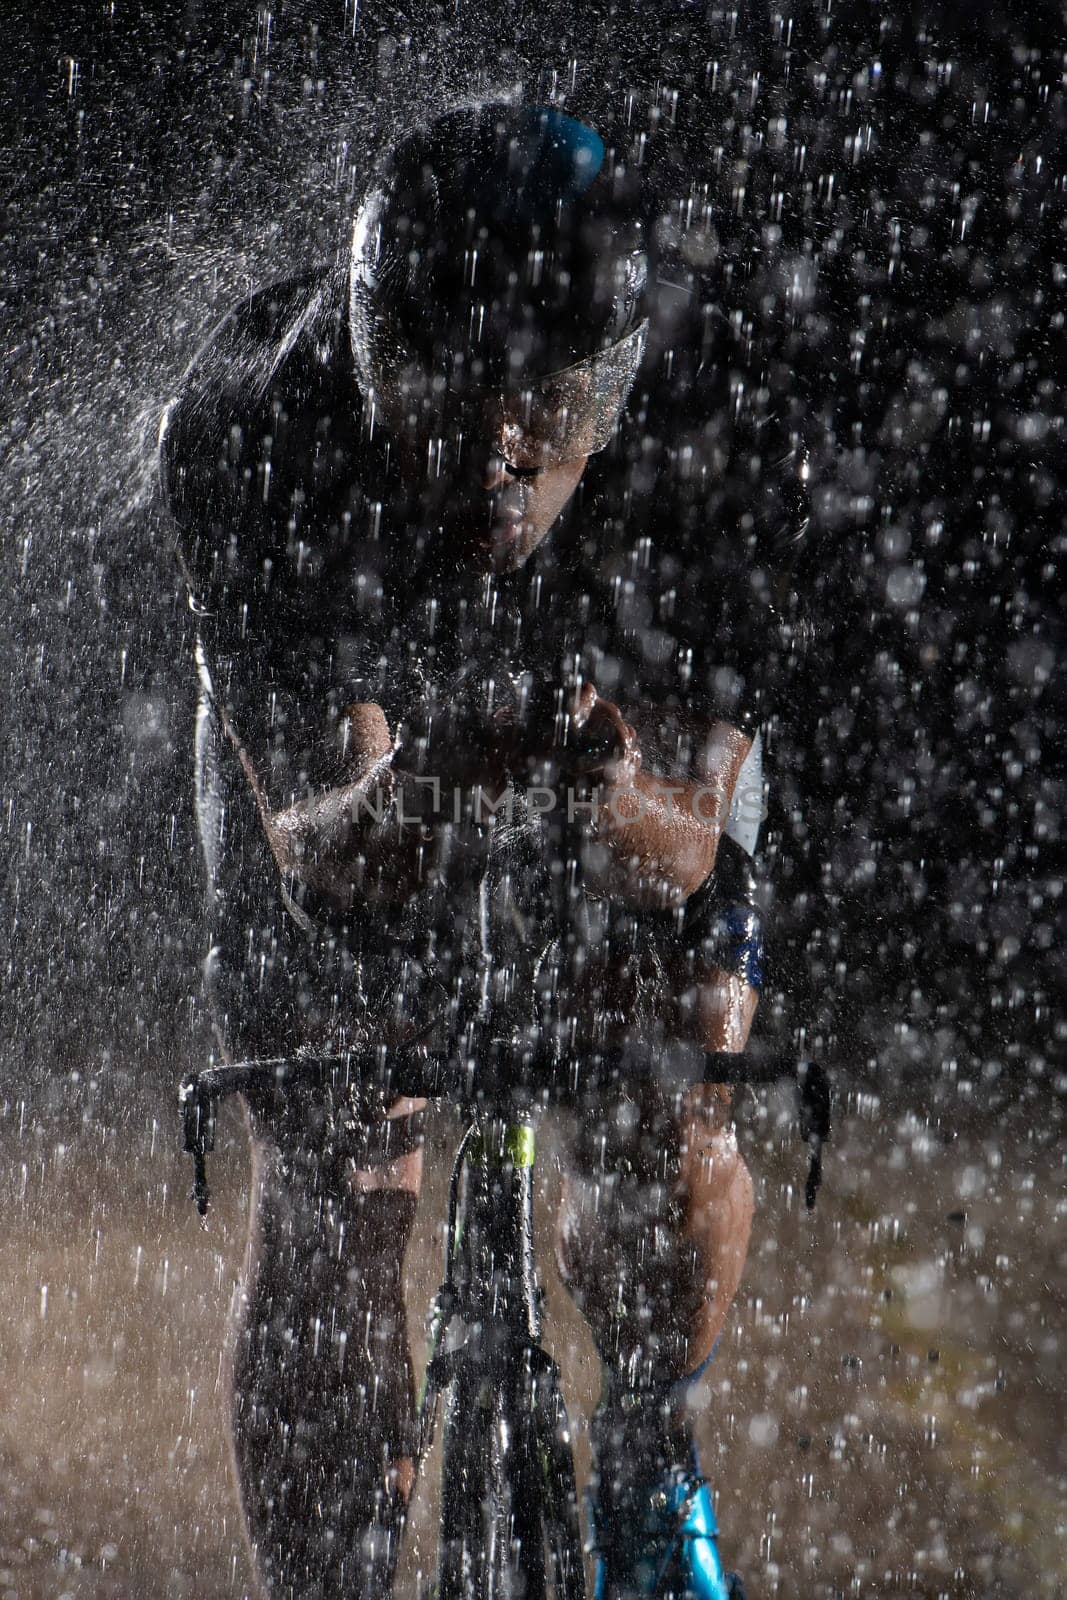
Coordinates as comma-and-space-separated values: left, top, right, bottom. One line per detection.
349, 102, 648, 458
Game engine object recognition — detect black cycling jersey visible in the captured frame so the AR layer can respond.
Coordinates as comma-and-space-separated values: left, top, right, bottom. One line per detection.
160, 267, 779, 1060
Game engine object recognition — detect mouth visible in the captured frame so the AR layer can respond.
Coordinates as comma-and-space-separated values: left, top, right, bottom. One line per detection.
484, 518, 532, 571
478, 491, 528, 558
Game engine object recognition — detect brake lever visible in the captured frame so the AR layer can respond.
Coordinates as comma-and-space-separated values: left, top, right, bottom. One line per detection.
179, 1074, 217, 1217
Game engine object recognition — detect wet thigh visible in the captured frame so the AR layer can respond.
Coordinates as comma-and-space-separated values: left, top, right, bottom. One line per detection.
227, 1120, 422, 1600
555, 1084, 704, 1383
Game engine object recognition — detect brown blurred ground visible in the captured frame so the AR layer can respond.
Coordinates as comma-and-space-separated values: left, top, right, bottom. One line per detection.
0, 1080, 1062, 1600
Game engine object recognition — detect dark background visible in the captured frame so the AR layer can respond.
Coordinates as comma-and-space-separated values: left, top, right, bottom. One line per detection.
0, 7, 1063, 1599
3, 0, 1062, 1127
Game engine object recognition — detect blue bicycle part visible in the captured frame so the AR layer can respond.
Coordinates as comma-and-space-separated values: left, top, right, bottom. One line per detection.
588, 1439, 743, 1600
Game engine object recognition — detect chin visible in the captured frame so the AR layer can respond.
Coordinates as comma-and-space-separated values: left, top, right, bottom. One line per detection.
488, 541, 531, 574
491, 522, 552, 572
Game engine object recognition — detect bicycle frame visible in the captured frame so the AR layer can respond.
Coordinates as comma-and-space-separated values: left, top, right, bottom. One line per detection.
417, 1116, 585, 1599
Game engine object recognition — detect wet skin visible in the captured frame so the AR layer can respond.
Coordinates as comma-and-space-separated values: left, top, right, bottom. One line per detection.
223, 395, 757, 1598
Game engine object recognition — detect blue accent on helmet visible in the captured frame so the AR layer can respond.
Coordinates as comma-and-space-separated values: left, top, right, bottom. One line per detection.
465, 106, 606, 223
527, 107, 605, 196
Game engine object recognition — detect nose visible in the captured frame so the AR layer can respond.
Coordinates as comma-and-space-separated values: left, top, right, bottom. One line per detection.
482, 452, 511, 493
483, 452, 534, 492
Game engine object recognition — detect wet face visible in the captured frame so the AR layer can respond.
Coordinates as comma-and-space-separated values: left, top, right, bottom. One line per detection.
474, 416, 591, 573
375, 374, 598, 574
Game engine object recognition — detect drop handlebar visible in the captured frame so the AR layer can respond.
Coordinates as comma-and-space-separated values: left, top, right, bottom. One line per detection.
179, 1037, 830, 1216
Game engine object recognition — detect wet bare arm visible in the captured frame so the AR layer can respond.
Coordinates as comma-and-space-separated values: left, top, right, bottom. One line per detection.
567, 685, 753, 907
220, 701, 450, 910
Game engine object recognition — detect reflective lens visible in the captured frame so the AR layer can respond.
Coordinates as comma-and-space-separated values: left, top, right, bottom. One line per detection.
498, 320, 648, 466
352, 275, 646, 466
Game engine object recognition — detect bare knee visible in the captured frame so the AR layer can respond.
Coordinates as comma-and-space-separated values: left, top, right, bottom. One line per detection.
347, 1097, 426, 1196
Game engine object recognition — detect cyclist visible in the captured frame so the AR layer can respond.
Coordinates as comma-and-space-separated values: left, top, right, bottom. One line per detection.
160, 102, 772, 1599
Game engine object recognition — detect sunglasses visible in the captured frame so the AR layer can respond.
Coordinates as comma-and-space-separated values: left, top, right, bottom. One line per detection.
357, 309, 647, 468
